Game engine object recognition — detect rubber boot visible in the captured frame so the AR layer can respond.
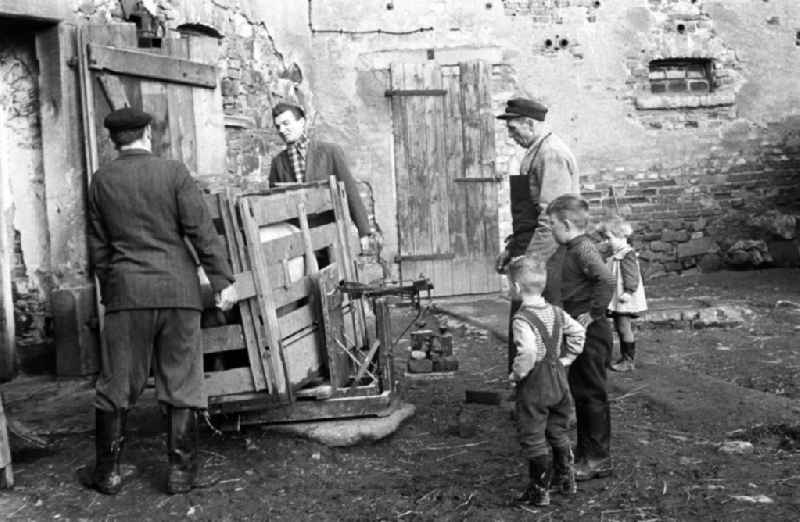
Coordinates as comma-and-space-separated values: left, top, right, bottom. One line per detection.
88, 408, 126, 495
166, 407, 198, 494
518, 455, 552, 506
551, 446, 577, 495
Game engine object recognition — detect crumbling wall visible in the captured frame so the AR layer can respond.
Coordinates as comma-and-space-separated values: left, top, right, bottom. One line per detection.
309, 0, 800, 276
0, 27, 52, 349
75, 0, 309, 191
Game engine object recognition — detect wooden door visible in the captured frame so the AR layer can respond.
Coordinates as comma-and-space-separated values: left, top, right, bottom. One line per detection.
389, 61, 502, 296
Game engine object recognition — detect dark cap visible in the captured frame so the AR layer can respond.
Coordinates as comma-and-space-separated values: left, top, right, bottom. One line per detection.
103, 107, 152, 131
496, 98, 548, 121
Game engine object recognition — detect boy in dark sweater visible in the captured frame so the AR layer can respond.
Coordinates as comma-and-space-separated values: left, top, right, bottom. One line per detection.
543, 195, 616, 481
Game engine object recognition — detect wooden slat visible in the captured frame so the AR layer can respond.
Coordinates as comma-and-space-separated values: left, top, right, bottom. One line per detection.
164, 37, 197, 171
204, 367, 256, 396
260, 222, 337, 266
230, 391, 394, 424
240, 198, 291, 400
375, 299, 393, 392
385, 89, 446, 97
97, 73, 130, 109
202, 324, 245, 354
87, 43, 217, 88
188, 35, 226, 176
244, 189, 333, 226
314, 265, 351, 388
278, 303, 316, 339
443, 67, 468, 295
269, 273, 315, 309
282, 330, 324, 388
140, 79, 170, 158
220, 195, 270, 392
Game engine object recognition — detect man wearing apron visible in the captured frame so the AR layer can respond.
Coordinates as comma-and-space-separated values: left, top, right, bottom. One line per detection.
495, 98, 580, 372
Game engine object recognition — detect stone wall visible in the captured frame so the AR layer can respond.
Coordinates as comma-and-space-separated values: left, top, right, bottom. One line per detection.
306, 0, 800, 278
76, 0, 308, 191
0, 0, 309, 360
0, 26, 52, 349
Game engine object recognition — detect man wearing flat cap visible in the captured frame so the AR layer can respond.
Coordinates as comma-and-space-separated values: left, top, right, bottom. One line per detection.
85, 107, 237, 495
496, 97, 580, 359
269, 101, 378, 252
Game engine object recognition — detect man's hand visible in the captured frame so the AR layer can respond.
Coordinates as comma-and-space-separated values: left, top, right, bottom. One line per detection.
495, 249, 511, 274
215, 283, 238, 312
618, 292, 631, 303
577, 312, 594, 328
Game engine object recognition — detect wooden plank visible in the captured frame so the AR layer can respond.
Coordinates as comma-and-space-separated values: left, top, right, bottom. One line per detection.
87, 43, 217, 88
240, 198, 291, 400
297, 201, 320, 274
219, 195, 270, 392
385, 88, 447, 97
282, 330, 323, 388
228, 391, 394, 424
260, 222, 337, 266
245, 189, 333, 226
140, 79, 170, 158
0, 108, 14, 381
202, 324, 246, 354
269, 274, 315, 309
188, 35, 225, 176
375, 298, 393, 392
164, 37, 197, 171
204, 367, 256, 396
97, 73, 130, 109
0, 394, 13, 488
330, 180, 368, 349
277, 303, 316, 339
443, 67, 468, 296
476, 61, 502, 294
314, 265, 351, 388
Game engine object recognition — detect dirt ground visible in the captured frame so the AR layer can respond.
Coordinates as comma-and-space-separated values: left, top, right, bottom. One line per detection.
1, 269, 799, 521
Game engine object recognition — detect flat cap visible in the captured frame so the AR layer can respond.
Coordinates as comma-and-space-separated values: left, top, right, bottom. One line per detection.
103, 107, 152, 131
496, 98, 548, 121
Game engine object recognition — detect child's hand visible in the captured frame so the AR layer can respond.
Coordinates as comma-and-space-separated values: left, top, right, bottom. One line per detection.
577, 312, 594, 328
618, 292, 631, 303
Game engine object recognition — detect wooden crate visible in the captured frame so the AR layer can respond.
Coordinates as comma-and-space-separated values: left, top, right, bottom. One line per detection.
201, 180, 396, 423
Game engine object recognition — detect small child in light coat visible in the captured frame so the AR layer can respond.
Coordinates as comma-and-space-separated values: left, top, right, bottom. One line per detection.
598, 215, 648, 372
508, 256, 586, 507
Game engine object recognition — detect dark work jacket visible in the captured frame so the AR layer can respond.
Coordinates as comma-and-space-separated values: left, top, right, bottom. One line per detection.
88, 149, 234, 311
269, 140, 371, 237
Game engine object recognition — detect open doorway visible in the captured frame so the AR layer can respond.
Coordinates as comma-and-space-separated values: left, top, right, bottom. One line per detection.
0, 17, 55, 379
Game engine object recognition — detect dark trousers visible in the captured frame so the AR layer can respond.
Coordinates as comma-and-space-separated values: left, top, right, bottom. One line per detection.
95, 309, 205, 412
568, 317, 613, 461
517, 387, 572, 459
508, 298, 523, 374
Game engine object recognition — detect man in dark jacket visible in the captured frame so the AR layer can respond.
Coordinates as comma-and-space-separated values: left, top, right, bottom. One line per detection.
85, 107, 236, 495
269, 102, 377, 252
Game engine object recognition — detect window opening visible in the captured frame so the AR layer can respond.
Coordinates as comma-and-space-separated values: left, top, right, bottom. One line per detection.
648, 58, 714, 95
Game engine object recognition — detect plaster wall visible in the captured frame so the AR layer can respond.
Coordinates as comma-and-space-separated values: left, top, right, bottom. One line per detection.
308, 0, 800, 276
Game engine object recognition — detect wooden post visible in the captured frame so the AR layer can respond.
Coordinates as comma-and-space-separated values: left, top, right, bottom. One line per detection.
0, 107, 15, 382
0, 393, 13, 488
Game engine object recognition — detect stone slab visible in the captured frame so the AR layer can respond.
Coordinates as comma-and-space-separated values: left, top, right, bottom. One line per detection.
263, 402, 415, 447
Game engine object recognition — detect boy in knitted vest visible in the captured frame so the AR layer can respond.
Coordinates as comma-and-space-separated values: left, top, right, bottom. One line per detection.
508, 256, 586, 506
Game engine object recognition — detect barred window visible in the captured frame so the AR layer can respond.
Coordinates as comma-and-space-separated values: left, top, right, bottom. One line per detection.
648, 58, 714, 95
